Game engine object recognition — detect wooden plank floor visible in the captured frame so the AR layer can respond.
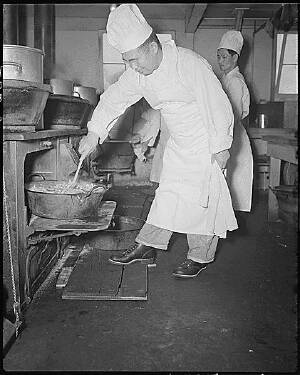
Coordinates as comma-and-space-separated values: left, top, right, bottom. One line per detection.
62, 248, 149, 300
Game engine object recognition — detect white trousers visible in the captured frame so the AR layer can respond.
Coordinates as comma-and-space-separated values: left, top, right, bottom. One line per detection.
136, 223, 219, 264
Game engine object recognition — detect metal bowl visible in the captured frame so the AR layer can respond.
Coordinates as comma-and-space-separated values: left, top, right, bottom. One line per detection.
25, 180, 108, 220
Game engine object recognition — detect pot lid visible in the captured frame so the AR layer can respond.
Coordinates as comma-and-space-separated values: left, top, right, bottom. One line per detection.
3, 44, 44, 55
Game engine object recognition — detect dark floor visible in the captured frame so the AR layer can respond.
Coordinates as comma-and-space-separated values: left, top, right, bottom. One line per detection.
3, 187, 298, 372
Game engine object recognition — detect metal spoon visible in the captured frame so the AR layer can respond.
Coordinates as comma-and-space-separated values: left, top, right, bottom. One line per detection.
70, 156, 84, 187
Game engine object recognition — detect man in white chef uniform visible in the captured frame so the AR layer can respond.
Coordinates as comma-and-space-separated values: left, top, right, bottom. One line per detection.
79, 4, 238, 278
217, 30, 253, 212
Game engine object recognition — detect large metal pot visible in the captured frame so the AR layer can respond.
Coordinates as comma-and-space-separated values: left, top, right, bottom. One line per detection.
3, 79, 51, 128
73, 85, 98, 107
43, 94, 93, 129
50, 78, 74, 96
3, 44, 43, 83
25, 180, 108, 219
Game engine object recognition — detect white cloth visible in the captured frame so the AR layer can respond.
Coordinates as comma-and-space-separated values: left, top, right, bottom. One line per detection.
221, 67, 253, 211
218, 30, 243, 55
140, 108, 161, 147
150, 119, 169, 183
88, 40, 238, 238
133, 107, 169, 182
130, 107, 160, 162
107, 4, 153, 53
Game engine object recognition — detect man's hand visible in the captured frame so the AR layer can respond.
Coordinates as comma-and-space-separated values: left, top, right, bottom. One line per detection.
213, 149, 230, 170
130, 134, 142, 145
130, 134, 149, 162
78, 131, 99, 159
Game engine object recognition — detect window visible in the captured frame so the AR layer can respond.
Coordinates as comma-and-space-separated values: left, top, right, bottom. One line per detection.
273, 32, 298, 99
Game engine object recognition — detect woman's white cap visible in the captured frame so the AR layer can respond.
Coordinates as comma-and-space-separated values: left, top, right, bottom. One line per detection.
217, 30, 244, 55
107, 4, 153, 53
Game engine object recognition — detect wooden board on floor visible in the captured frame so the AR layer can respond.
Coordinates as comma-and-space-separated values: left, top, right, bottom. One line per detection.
56, 244, 84, 289
62, 249, 148, 300
118, 262, 148, 300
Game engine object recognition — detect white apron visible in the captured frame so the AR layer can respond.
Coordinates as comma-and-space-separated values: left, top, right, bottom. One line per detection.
140, 42, 237, 238
220, 68, 253, 212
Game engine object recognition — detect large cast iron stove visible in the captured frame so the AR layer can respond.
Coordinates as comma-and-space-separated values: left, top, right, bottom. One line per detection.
3, 127, 115, 323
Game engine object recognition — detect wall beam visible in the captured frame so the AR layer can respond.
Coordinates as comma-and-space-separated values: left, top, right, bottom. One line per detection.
185, 4, 207, 33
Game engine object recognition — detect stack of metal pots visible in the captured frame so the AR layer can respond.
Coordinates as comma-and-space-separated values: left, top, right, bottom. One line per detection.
43, 79, 97, 130
3, 44, 52, 131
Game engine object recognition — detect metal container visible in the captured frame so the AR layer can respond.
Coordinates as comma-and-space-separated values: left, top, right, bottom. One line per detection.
3, 44, 43, 83
50, 78, 74, 96
257, 113, 269, 128
93, 140, 135, 173
25, 180, 108, 219
256, 101, 284, 128
87, 215, 145, 250
43, 94, 94, 129
3, 79, 51, 129
73, 85, 98, 106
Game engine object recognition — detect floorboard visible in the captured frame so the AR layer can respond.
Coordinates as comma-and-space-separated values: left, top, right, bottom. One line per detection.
62, 249, 149, 301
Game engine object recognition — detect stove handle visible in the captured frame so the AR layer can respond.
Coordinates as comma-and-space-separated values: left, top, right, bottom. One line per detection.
3, 61, 22, 73
26, 173, 46, 182
40, 140, 53, 149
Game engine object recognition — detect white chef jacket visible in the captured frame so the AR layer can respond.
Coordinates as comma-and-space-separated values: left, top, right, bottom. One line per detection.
88, 40, 238, 238
221, 67, 253, 211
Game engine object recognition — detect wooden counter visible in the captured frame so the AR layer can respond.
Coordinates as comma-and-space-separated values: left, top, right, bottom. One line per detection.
3, 128, 87, 141
247, 128, 297, 159
247, 127, 296, 139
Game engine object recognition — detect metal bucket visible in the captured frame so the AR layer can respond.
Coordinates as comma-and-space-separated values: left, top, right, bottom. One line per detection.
87, 215, 145, 250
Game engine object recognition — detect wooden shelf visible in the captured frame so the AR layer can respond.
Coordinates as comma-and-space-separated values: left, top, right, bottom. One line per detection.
247, 127, 297, 139
3, 128, 87, 141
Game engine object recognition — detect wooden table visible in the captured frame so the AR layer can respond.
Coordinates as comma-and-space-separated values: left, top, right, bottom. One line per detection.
263, 136, 298, 221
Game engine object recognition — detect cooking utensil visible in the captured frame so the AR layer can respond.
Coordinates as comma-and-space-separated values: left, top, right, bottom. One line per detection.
3, 45, 43, 83
65, 143, 80, 165
25, 179, 108, 219
70, 156, 84, 187
73, 85, 98, 106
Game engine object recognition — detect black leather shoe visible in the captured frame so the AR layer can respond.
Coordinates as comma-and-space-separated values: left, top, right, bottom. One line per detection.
109, 243, 157, 265
172, 259, 207, 278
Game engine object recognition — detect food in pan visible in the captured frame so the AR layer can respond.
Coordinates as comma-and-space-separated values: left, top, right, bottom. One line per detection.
26, 181, 105, 195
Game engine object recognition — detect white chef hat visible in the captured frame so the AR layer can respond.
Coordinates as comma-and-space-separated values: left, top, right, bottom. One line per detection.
217, 30, 244, 55
107, 4, 153, 53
